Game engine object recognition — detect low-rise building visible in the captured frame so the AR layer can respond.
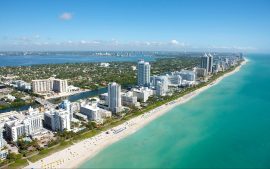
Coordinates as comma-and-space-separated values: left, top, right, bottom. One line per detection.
100, 63, 110, 67
173, 70, 196, 82
44, 109, 70, 132
80, 103, 102, 121
13, 80, 31, 91
59, 100, 73, 120
151, 75, 169, 96
167, 74, 182, 86
121, 91, 140, 107
67, 85, 80, 92
99, 93, 108, 105
0, 149, 8, 160
156, 80, 168, 96
74, 113, 88, 121
5, 107, 43, 142
132, 87, 153, 102
99, 109, 112, 119
5, 94, 16, 102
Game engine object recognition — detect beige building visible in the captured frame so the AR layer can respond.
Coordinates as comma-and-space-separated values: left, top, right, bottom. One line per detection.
53, 79, 68, 93
32, 77, 68, 93
195, 68, 207, 78
32, 78, 53, 93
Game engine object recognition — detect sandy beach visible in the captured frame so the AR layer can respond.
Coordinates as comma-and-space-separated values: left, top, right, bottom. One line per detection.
25, 59, 248, 169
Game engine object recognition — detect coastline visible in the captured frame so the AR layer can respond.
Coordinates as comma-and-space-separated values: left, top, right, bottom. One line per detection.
25, 59, 248, 169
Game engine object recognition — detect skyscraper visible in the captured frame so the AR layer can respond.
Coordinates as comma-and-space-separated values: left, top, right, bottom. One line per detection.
137, 60, 151, 87
201, 53, 209, 74
208, 53, 214, 73
201, 53, 213, 74
108, 82, 122, 113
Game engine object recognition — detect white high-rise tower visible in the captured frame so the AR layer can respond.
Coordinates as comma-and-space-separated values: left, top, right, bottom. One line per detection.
201, 53, 213, 74
137, 60, 151, 87
108, 82, 122, 113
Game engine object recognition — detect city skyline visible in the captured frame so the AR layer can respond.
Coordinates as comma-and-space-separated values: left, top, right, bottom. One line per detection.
1, 0, 270, 52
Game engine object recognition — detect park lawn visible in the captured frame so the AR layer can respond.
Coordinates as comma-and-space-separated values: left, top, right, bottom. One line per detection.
28, 140, 73, 162
8, 159, 28, 169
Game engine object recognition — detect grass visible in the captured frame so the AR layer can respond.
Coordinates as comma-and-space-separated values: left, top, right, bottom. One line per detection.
8, 159, 28, 169
73, 130, 101, 142
28, 141, 73, 162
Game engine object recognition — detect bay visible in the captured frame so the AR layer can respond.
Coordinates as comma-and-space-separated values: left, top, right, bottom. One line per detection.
0, 54, 155, 67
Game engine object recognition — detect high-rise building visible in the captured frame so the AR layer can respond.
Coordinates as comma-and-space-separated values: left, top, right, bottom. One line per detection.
32, 77, 68, 93
32, 78, 53, 93
44, 109, 70, 132
201, 53, 209, 74
201, 53, 214, 74
137, 60, 151, 87
53, 79, 68, 93
208, 53, 214, 73
108, 82, 122, 113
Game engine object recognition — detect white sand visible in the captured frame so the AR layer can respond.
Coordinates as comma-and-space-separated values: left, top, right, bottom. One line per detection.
25, 59, 248, 169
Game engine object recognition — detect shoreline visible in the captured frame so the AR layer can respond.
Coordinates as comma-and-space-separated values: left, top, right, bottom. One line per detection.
25, 59, 248, 169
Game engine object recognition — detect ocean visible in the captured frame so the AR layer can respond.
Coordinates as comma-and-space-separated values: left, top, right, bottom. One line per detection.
80, 54, 270, 168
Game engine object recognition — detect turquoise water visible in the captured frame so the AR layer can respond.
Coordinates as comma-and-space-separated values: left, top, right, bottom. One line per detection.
80, 54, 270, 168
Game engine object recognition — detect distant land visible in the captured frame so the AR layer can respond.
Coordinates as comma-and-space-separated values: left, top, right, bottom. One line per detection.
0, 51, 235, 67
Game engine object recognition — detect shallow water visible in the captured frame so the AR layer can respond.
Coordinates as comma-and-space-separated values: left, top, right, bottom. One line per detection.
80, 54, 270, 168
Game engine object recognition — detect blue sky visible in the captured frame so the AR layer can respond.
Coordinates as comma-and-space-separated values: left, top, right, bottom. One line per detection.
0, 0, 270, 52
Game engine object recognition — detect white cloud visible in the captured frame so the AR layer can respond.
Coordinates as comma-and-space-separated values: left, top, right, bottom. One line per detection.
170, 39, 179, 45
1, 36, 258, 52
59, 12, 73, 20
233, 46, 257, 51
80, 40, 87, 44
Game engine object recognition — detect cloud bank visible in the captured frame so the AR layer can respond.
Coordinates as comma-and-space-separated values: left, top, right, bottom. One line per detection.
0, 35, 257, 52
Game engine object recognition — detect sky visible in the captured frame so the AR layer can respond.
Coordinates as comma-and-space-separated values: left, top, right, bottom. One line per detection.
0, 0, 270, 52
